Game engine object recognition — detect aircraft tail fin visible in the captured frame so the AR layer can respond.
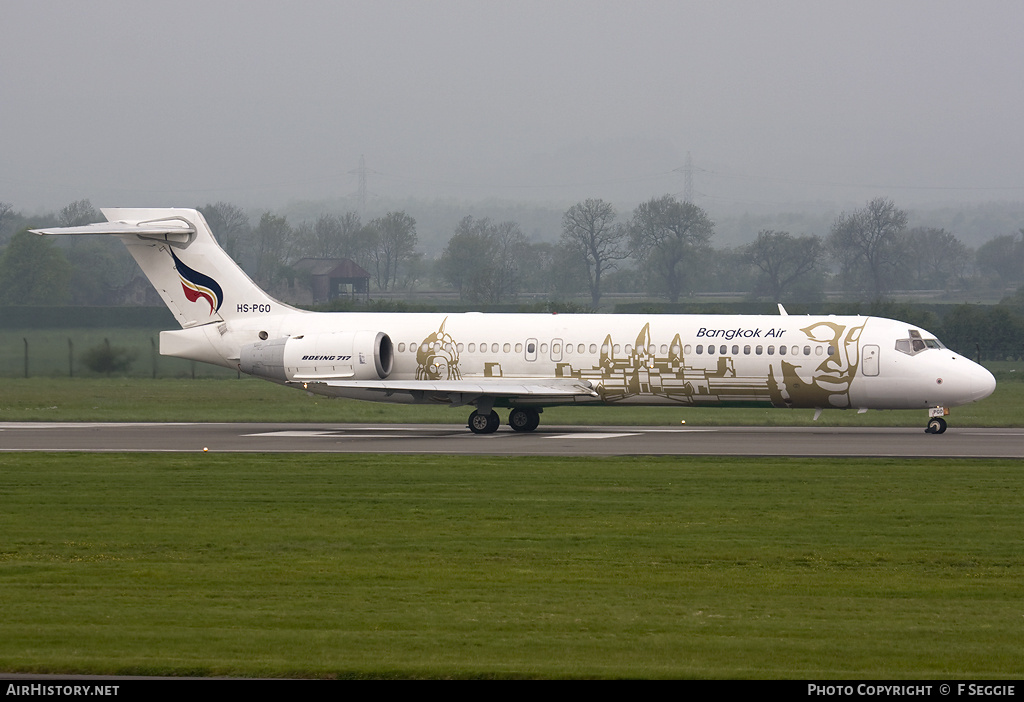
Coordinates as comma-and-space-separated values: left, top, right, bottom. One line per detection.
33, 208, 290, 329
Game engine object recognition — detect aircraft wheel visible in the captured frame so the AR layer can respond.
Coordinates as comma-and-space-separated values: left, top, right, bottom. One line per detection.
508, 407, 541, 432
468, 410, 500, 434
925, 417, 947, 434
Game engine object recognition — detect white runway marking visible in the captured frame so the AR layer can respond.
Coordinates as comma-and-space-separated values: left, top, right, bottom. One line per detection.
544, 432, 641, 440
243, 431, 341, 437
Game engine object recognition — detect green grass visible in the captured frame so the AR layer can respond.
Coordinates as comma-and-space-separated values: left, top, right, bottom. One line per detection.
0, 453, 1021, 678
0, 375, 1020, 426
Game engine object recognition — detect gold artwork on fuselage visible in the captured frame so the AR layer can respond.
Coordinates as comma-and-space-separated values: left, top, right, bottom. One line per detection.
413, 318, 869, 409
769, 320, 867, 408
416, 318, 463, 380
556, 323, 776, 406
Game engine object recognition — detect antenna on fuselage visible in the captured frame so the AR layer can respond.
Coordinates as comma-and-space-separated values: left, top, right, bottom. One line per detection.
777, 303, 789, 316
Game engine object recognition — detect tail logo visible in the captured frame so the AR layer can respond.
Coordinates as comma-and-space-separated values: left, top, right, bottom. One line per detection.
169, 248, 223, 315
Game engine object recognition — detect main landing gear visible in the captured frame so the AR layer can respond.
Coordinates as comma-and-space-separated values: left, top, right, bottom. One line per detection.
925, 407, 948, 434
467, 407, 541, 434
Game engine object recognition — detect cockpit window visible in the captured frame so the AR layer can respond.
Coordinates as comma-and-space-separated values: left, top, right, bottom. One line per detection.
895, 329, 945, 356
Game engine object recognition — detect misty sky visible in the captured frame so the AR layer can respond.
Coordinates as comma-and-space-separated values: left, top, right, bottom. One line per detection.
3, 0, 1023, 214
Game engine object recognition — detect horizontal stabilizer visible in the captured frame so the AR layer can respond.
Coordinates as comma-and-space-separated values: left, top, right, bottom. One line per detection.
32, 216, 196, 245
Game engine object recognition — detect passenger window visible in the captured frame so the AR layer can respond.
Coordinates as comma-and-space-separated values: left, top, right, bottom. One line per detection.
767, 346, 774, 355
468, 343, 476, 353
744, 345, 751, 355
515, 343, 523, 353
696, 344, 703, 354
398, 343, 406, 352
756, 345, 763, 355
578, 344, 585, 354
803, 346, 811, 356
503, 343, 511, 353
683, 344, 692, 355
731, 345, 739, 355
589, 344, 597, 354
779, 346, 787, 355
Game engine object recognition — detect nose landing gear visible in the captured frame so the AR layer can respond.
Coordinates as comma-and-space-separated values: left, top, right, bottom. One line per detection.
925, 407, 949, 434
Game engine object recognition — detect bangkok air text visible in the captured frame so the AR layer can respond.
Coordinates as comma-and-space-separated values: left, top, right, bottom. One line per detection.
695, 327, 786, 341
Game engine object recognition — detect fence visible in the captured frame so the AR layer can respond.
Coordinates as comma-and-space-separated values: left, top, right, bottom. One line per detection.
1, 329, 238, 379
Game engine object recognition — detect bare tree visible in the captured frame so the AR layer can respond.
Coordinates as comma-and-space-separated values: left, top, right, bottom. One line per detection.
561, 198, 629, 307
628, 194, 714, 302
58, 199, 99, 227
367, 211, 417, 291
904, 227, 970, 290
252, 212, 295, 287
744, 230, 824, 301
199, 202, 250, 263
438, 216, 529, 303
828, 197, 908, 300
0, 201, 14, 245
976, 229, 1024, 290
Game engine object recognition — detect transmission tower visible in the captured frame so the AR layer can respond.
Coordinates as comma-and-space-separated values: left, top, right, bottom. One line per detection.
349, 155, 369, 212
682, 152, 694, 204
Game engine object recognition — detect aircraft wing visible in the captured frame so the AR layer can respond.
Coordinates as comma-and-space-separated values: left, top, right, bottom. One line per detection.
291, 377, 599, 405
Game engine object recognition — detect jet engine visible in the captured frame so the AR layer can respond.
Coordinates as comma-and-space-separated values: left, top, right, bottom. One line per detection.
239, 331, 393, 382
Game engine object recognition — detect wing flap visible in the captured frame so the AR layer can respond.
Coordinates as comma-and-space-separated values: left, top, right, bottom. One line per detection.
292, 377, 599, 404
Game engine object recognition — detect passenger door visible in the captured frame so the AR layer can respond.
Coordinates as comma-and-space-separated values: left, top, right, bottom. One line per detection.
862, 344, 879, 376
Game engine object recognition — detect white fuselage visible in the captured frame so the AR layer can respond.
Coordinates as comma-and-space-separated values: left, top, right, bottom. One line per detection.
167, 309, 996, 412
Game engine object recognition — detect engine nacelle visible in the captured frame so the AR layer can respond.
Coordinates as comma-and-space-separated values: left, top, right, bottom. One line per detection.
239, 330, 393, 382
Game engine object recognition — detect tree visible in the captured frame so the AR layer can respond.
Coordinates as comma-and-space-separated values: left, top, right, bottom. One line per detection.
976, 230, 1024, 290
199, 202, 250, 263
252, 212, 295, 288
628, 194, 714, 302
0, 229, 72, 304
58, 199, 100, 227
438, 216, 528, 303
744, 230, 825, 302
0, 201, 13, 245
828, 197, 908, 300
561, 198, 629, 307
903, 227, 970, 290
295, 211, 370, 264
366, 211, 417, 291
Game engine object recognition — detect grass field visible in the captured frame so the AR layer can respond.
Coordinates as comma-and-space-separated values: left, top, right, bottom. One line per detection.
2, 348, 1020, 678
0, 453, 1021, 679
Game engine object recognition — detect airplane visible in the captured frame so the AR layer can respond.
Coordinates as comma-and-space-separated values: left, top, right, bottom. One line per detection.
33, 207, 996, 435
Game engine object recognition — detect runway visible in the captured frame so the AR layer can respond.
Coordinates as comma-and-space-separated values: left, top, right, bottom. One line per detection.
1, 422, 1022, 457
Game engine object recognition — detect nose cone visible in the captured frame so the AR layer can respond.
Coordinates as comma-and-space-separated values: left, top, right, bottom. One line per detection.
970, 363, 997, 403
